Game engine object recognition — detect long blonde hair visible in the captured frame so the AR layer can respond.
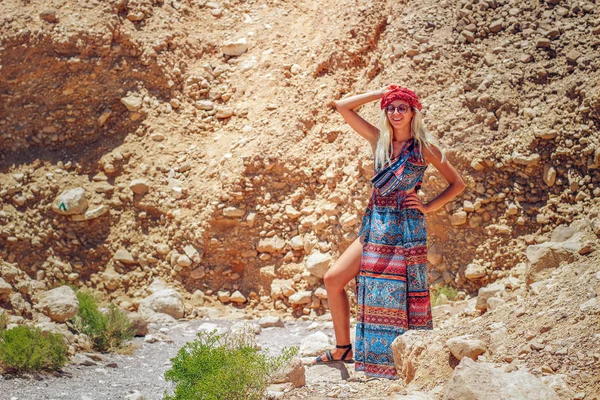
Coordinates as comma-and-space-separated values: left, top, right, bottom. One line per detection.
374, 108, 444, 170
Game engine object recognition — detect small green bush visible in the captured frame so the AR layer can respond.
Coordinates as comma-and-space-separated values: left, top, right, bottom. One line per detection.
431, 284, 459, 306
0, 326, 68, 372
164, 328, 298, 400
72, 290, 134, 352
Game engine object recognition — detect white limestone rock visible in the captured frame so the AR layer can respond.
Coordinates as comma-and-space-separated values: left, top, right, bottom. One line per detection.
305, 252, 333, 278
52, 188, 88, 215
443, 357, 558, 399
446, 335, 487, 361
222, 38, 248, 56
300, 331, 331, 356
475, 283, 505, 311
258, 316, 285, 328
139, 289, 184, 319
37, 285, 79, 323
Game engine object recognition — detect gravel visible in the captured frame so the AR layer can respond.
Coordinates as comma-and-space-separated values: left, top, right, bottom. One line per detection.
0, 318, 329, 400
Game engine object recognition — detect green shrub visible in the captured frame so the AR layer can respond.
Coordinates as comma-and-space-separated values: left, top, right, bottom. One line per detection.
72, 290, 134, 352
431, 284, 459, 306
164, 328, 298, 400
0, 326, 68, 372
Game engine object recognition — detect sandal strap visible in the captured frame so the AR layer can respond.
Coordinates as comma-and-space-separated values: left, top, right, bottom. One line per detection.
335, 344, 352, 349
325, 349, 333, 362
340, 346, 352, 361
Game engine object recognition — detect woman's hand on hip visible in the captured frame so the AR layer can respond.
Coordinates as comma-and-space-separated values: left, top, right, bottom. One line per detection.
402, 192, 429, 214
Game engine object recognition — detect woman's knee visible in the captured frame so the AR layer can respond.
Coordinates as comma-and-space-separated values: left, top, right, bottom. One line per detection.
323, 267, 351, 291
323, 270, 340, 291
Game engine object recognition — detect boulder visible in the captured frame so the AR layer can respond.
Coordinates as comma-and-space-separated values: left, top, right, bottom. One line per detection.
305, 252, 333, 278
524, 223, 595, 283
37, 286, 79, 323
475, 283, 505, 311
300, 331, 331, 356
52, 188, 88, 215
272, 357, 306, 387
288, 291, 312, 305
427, 244, 444, 266
392, 330, 430, 383
0, 278, 12, 300
446, 335, 487, 361
139, 289, 184, 319
270, 279, 295, 299
443, 357, 558, 399
128, 312, 148, 336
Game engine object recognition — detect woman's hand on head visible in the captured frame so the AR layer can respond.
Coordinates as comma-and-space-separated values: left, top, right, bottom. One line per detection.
402, 192, 430, 214
378, 84, 394, 96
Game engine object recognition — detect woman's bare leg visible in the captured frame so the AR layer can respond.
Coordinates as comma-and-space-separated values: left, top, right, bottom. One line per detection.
314, 236, 363, 362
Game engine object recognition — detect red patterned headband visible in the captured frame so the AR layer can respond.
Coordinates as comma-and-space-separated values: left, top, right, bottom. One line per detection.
380, 85, 422, 111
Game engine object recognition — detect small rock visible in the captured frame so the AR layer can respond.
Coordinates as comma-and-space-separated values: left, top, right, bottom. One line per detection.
176, 255, 192, 267
40, 9, 58, 23
489, 19, 504, 33
461, 30, 475, 43
114, 248, 136, 264
446, 335, 487, 361
451, 211, 467, 226
218, 291, 231, 303
121, 95, 143, 112
52, 188, 88, 215
258, 316, 285, 328
223, 207, 245, 217
0, 278, 12, 299
222, 38, 248, 56
128, 312, 148, 336
566, 49, 582, 64
465, 263, 486, 280
536, 38, 551, 48
72, 354, 97, 366
272, 358, 306, 388
475, 283, 505, 311
129, 179, 150, 194
196, 100, 214, 110
257, 236, 286, 253
215, 107, 234, 119
82, 205, 109, 220
229, 290, 247, 303
288, 291, 312, 305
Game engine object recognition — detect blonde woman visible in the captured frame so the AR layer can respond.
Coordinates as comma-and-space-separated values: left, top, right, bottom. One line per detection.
313, 85, 465, 380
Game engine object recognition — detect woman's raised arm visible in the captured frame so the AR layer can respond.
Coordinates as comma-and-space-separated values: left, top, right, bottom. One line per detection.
333, 87, 389, 147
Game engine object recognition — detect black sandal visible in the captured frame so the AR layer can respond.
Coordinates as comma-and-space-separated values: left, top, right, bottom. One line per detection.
313, 344, 354, 364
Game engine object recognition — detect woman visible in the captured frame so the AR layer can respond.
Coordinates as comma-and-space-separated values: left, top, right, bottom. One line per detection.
313, 85, 465, 380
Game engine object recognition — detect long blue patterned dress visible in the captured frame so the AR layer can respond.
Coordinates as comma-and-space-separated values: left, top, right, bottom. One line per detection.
354, 138, 433, 379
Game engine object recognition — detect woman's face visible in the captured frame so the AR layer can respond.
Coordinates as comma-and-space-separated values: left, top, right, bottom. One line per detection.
385, 100, 413, 131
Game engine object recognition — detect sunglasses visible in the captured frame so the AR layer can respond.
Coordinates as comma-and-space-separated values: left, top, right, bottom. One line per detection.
385, 104, 411, 114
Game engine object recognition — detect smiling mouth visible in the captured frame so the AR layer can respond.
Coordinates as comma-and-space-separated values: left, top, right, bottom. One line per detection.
391, 117, 403, 123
